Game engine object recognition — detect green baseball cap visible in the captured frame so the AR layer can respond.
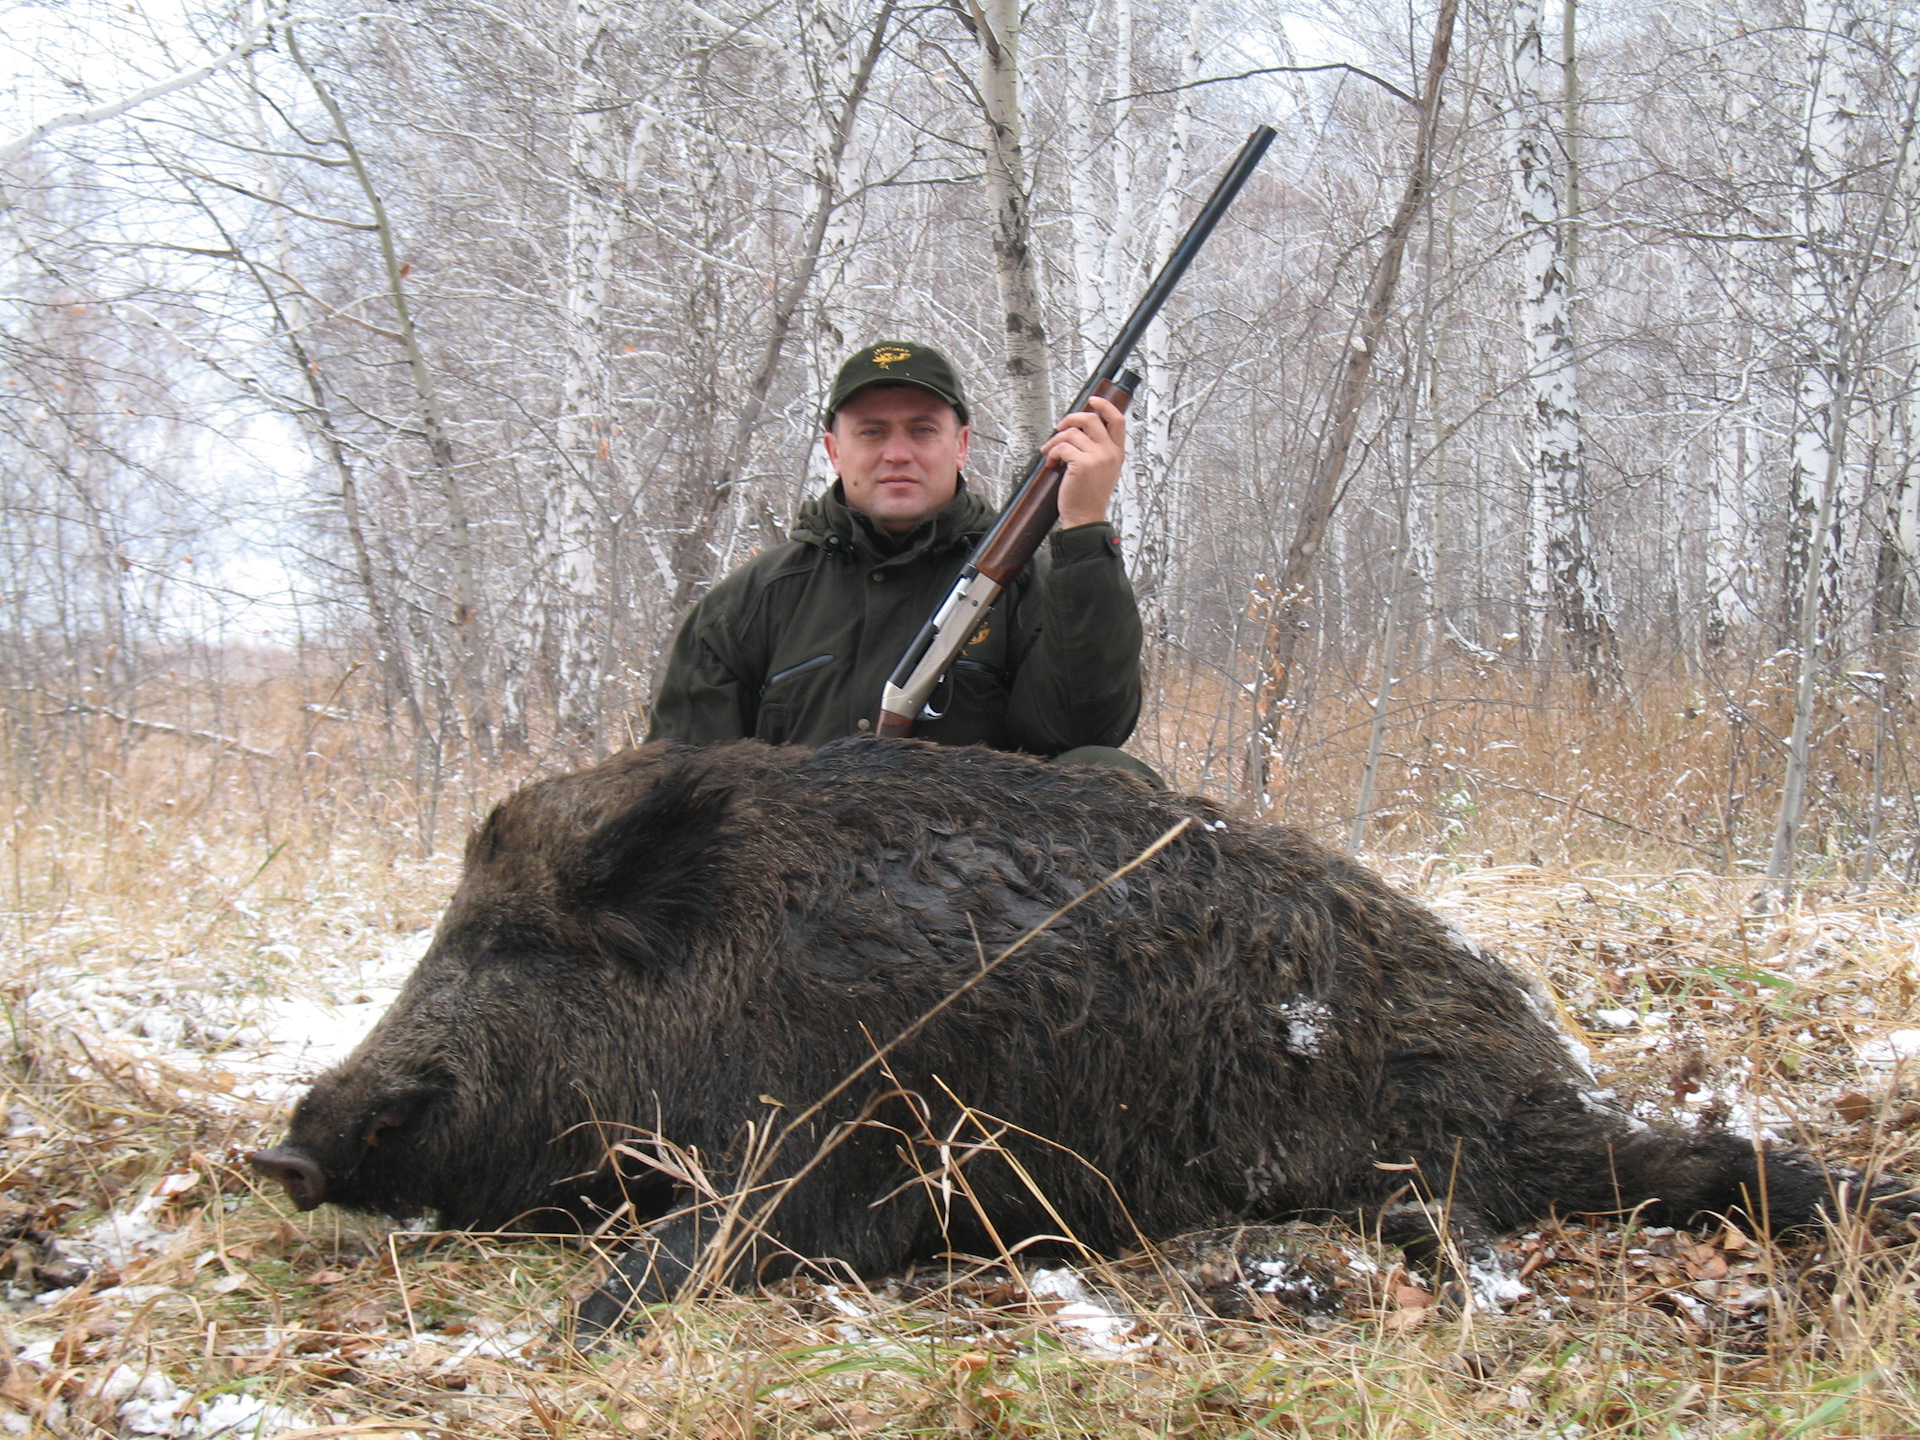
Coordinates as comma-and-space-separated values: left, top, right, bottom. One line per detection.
824, 340, 970, 427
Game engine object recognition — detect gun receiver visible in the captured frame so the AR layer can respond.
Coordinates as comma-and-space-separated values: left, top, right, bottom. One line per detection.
876, 123, 1276, 740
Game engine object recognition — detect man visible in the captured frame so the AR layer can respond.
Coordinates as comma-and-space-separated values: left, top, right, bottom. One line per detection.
646, 340, 1149, 774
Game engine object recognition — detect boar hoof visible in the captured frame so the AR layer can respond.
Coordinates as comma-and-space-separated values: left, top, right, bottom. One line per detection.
249, 1147, 327, 1210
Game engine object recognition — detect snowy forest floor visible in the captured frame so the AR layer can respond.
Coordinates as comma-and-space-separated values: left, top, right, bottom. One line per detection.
0, 685, 1918, 1438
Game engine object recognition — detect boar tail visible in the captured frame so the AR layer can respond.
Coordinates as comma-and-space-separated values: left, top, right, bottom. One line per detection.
1591, 1129, 1918, 1234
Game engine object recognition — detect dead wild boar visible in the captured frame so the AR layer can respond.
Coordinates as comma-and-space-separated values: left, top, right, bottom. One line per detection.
251, 739, 1916, 1336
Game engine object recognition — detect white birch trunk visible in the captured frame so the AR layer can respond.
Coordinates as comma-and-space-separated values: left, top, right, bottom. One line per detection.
1880, 42, 1920, 686
1766, 0, 1863, 891
1063, 11, 1105, 371
1521, 464, 1550, 660
796, 0, 873, 519
1783, 0, 1855, 647
1507, 0, 1615, 687
1703, 429, 1753, 651
973, 0, 1054, 449
1132, 0, 1202, 617
809, 0, 867, 352
1351, 367, 1422, 857
545, 0, 627, 746
1100, 0, 1135, 344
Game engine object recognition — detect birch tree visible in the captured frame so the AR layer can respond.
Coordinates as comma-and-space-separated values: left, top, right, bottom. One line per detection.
963, 0, 1055, 449
1781, 0, 1858, 646
1507, 0, 1616, 688
1765, 8, 1920, 889
666, 0, 893, 611
1131, 0, 1205, 622
536, 0, 641, 749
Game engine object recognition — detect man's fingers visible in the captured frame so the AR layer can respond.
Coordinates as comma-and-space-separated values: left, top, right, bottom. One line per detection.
1050, 396, 1126, 442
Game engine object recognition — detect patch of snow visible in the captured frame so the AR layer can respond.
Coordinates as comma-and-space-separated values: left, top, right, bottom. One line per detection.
436, 1321, 537, 1366
1268, 999, 1333, 1058
1861, 1029, 1920, 1064
99, 1365, 305, 1437
361, 1319, 538, 1372
818, 1284, 869, 1318
1252, 1255, 1332, 1309
1027, 1268, 1154, 1354
64, 1173, 203, 1273
28, 929, 429, 1112
1465, 1248, 1530, 1311
1592, 1008, 1638, 1031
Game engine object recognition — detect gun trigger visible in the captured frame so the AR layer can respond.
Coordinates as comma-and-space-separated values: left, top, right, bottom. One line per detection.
921, 670, 953, 720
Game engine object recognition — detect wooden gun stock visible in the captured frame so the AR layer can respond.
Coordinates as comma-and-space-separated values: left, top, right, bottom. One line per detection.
975, 377, 1135, 584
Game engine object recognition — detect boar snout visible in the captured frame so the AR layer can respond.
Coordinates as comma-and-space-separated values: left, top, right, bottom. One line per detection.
249, 1147, 327, 1210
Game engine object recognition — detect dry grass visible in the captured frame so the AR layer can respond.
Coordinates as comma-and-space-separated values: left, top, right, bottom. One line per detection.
0, 663, 1916, 1436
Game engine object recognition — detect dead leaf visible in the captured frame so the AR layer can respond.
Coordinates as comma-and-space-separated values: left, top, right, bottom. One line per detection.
0, 1357, 58, 1412
1836, 1091, 1875, 1124
1683, 1245, 1729, 1281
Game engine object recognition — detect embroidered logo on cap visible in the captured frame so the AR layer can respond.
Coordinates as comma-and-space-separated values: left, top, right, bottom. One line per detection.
871, 346, 911, 369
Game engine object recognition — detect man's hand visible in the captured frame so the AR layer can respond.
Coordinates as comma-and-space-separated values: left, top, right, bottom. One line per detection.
1043, 394, 1127, 529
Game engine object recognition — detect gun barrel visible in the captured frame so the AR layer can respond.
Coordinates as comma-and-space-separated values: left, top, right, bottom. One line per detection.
1078, 124, 1276, 406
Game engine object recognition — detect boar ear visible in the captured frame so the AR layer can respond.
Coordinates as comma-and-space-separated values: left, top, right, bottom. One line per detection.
567, 763, 736, 962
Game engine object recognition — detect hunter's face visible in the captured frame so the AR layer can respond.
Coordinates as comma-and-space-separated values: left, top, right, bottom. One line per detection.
824, 386, 969, 534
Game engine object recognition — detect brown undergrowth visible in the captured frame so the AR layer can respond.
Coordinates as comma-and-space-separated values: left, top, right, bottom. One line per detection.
0, 665, 1916, 1435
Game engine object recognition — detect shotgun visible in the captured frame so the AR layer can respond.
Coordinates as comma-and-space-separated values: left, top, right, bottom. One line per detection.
877, 123, 1276, 738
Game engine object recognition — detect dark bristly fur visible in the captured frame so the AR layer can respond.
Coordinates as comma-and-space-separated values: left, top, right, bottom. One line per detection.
250, 739, 1917, 1336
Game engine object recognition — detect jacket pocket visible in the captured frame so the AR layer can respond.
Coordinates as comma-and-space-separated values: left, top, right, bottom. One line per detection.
763, 653, 835, 692
755, 653, 833, 746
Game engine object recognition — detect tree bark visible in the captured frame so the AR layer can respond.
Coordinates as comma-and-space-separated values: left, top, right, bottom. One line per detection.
541, 0, 638, 751
1765, 23, 1920, 895
1509, 0, 1617, 691
965, 0, 1055, 451
1134, 0, 1204, 623
1783, 0, 1858, 652
1349, 382, 1419, 857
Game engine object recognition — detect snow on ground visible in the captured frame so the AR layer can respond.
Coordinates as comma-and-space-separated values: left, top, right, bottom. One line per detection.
25, 928, 431, 1112
1026, 1268, 1156, 1354
1421, 868, 1920, 1139
2, 927, 437, 1434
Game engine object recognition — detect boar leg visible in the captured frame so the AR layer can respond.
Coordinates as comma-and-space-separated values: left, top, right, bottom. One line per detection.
571, 1201, 772, 1343
1374, 1198, 1526, 1312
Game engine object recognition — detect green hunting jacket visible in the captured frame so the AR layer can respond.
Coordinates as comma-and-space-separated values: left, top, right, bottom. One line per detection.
644, 480, 1143, 755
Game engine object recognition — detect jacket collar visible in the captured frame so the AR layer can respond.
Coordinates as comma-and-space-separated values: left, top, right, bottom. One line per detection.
790, 479, 997, 567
